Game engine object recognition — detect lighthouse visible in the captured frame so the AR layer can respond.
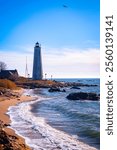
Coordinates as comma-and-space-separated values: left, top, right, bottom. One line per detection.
32, 42, 43, 80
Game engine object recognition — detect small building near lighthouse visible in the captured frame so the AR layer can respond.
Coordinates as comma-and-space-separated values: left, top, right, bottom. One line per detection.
0, 69, 18, 81
32, 42, 43, 80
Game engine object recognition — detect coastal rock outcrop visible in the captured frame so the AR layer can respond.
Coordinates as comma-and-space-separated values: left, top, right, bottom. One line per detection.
16, 78, 98, 89
0, 120, 30, 150
48, 87, 66, 92
0, 89, 20, 98
66, 92, 99, 101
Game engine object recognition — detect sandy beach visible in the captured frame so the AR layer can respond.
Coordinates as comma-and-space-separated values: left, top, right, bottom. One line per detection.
0, 89, 33, 150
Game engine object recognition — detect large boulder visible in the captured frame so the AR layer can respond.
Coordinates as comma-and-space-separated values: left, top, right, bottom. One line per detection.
66, 92, 99, 101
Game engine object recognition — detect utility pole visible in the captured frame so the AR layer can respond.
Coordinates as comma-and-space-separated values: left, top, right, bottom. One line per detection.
45, 73, 47, 80
51, 75, 53, 80
25, 56, 28, 78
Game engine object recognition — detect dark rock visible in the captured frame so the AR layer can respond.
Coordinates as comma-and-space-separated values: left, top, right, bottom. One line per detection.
71, 86, 81, 89
48, 87, 61, 92
4, 123, 10, 127
88, 93, 99, 100
62, 89, 66, 92
48, 87, 66, 92
66, 92, 99, 101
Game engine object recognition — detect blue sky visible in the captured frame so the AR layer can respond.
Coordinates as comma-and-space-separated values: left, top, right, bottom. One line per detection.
0, 0, 100, 78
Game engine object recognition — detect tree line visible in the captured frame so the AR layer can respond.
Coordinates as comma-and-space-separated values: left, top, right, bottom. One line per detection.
0, 61, 7, 72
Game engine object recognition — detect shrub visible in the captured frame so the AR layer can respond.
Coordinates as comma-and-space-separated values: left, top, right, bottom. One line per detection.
17, 76, 28, 82
0, 79, 16, 89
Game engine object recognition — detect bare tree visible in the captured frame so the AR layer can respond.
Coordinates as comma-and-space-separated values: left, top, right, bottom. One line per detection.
0, 61, 7, 72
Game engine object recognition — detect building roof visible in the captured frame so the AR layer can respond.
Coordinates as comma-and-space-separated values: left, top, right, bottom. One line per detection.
0, 69, 18, 78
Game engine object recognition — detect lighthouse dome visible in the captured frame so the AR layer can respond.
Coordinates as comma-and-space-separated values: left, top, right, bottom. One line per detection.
35, 42, 39, 47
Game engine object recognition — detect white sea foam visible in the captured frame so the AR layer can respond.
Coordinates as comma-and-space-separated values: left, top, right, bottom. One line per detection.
7, 91, 98, 150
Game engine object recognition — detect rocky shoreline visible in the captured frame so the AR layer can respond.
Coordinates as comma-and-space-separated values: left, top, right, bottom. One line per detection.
0, 120, 30, 150
0, 89, 20, 98
16, 79, 98, 89
0, 79, 99, 150
0, 88, 33, 150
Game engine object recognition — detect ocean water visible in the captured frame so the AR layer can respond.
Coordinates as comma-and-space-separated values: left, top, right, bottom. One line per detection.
7, 78, 100, 150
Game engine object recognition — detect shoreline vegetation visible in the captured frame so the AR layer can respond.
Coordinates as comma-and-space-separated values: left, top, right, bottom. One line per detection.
0, 78, 99, 150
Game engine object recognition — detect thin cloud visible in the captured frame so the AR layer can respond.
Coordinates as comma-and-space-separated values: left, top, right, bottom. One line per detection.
0, 47, 100, 78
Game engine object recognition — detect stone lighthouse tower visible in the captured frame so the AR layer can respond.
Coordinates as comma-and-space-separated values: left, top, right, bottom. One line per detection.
32, 42, 43, 80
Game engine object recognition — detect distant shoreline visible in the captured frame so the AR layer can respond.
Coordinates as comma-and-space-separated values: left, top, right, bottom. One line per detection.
16, 78, 99, 89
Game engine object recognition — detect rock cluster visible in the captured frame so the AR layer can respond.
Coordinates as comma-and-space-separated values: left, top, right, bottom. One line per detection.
48, 87, 66, 92
16, 79, 98, 89
0, 89, 20, 98
66, 92, 99, 101
0, 120, 30, 150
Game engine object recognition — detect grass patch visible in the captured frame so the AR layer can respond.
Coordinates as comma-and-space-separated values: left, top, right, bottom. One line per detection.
0, 79, 17, 89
